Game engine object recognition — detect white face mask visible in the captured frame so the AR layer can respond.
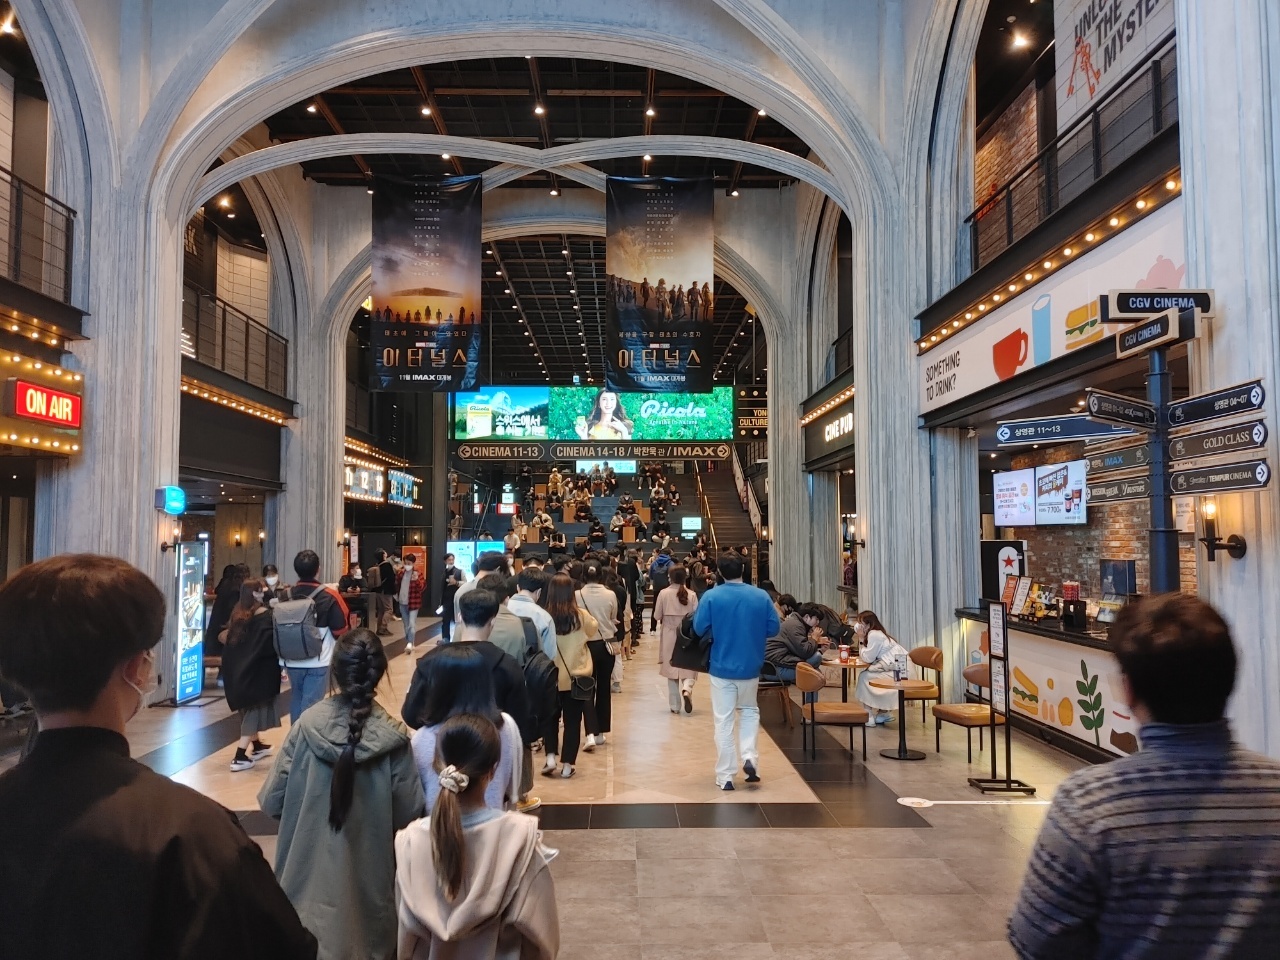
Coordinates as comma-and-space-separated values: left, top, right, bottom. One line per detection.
265, 576, 279, 587
125, 650, 159, 721
352, 569, 362, 579
252, 591, 265, 603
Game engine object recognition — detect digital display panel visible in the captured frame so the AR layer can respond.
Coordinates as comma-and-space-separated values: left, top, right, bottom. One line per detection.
1035, 460, 1088, 526
548, 386, 733, 441
452, 386, 550, 439
575, 459, 638, 475
993, 468, 1036, 526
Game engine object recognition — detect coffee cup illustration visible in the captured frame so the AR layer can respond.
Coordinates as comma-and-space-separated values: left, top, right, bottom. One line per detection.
993, 328, 1029, 381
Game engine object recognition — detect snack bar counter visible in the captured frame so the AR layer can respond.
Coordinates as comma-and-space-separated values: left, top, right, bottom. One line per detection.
955, 607, 1135, 759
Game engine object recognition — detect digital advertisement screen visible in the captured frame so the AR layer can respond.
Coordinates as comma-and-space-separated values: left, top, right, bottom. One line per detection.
681, 516, 703, 531
548, 386, 733, 441
575, 459, 638, 475
387, 470, 421, 508
452, 386, 550, 439
446, 541, 478, 577
1035, 460, 1088, 526
175, 541, 208, 704
993, 468, 1036, 527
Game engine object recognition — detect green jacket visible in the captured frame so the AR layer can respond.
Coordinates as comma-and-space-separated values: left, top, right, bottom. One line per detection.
259, 697, 425, 960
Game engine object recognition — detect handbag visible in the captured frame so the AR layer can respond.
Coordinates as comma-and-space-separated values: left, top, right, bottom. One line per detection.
579, 590, 624, 657
670, 612, 713, 673
557, 643, 596, 701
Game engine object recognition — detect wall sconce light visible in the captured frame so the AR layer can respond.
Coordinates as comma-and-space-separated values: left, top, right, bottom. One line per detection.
412, 533, 421, 545
1199, 498, 1246, 561
339, 530, 351, 548
258, 529, 266, 545
160, 526, 182, 553
233, 532, 243, 548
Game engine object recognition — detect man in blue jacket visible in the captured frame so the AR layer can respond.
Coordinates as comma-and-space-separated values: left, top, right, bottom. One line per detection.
692, 552, 780, 790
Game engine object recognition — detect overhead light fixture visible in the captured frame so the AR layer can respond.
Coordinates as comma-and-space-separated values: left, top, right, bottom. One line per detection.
306, 103, 317, 113
561, 248, 568, 255
0, 19, 14, 35
643, 154, 652, 162
1012, 32, 1030, 49
1043, 260, 1053, 269
1063, 247, 1073, 256
226, 213, 235, 219
1136, 199, 1147, 210
965, 312, 973, 319
1110, 216, 1120, 226
1085, 233, 1095, 242
731, 189, 740, 197
534, 104, 545, 116
496, 270, 503, 276
421, 106, 432, 116
1166, 180, 1178, 191
549, 189, 559, 196
757, 108, 767, 117
366, 187, 373, 195
645, 106, 655, 117
441, 152, 451, 160
218, 196, 231, 209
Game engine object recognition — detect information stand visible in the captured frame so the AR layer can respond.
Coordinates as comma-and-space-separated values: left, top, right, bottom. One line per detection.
968, 601, 1036, 795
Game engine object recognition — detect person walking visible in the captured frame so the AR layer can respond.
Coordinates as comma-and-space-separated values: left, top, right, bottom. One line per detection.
691, 553, 779, 791
259, 629, 425, 960
576, 562, 617, 749
0, 555, 317, 959
439, 552, 465, 643
396, 553, 425, 652
221, 578, 282, 772
371, 550, 396, 636
655, 566, 699, 715
281, 550, 350, 724
541, 573, 598, 779
618, 549, 643, 645
852, 610, 907, 725
1009, 594, 1280, 959
395, 714, 559, 960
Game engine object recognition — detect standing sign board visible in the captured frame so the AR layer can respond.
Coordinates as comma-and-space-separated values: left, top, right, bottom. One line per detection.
1085, 389, 1157, 429
968, 602, 1034, 795
1113, 308, 1196, 360
174, 540, 209, 704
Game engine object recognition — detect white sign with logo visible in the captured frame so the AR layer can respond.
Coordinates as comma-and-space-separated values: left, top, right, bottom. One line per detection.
919, 198, 1184, 414
1054, 0, 1175, 133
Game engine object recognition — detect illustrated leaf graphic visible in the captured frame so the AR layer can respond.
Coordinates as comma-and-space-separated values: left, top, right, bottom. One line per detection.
1091, 694, 1103, 712
1077, 680, 1091, 696
1085, 677, 1098, 696
1078, 698, 1093, 716
1080, 660, 1089, 680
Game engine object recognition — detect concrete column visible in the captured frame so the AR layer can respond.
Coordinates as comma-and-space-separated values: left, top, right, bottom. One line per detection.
1175, 0, 1280, 756
930, 427, 982, 699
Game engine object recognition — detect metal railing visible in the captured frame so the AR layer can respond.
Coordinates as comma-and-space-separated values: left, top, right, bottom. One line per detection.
0, 165, 75, 304
731, 447, 763, 538
831, 329, 853, 377
967, 34, 1178, 272
182, 282, 288, 396
690, 462, 719, 552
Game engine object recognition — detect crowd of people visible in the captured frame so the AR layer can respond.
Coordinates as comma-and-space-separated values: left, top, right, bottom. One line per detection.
1, 548, 1280, 958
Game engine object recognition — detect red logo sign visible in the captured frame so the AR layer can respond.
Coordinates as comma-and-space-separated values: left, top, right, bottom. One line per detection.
7, 380, 82, 429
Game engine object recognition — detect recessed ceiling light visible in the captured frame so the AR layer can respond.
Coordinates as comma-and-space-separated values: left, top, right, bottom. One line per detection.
1063, 247, 1073, 256
1085, 233, 1095, 241
226, 213, 235, 219
1012, 32, 1030, 49
496, 270, 503, 276
1136, 199, 1147, 210
366, 187, 373, 195
1009, 284, 1017, 292
561, 249, 568, 255
503, 288, 510, 293
549, 189, 559, 196
965, 312, 973, 319
1166, 180, 1178, 190
645, 106, 655, 117
421, 106, 432, 116
643, 154, 652, 162
757, 108, 767, 117
441, 152, 451, 160
731, 189, 740, 197
306, 103, 317, 113
1043, 260, 1053, 269
486, 248, 493, 254
1024, 272, 1033, 281
534, 104, 545, 116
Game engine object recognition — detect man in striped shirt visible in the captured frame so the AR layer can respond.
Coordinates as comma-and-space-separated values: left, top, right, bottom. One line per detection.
1009, 594, 1280, 959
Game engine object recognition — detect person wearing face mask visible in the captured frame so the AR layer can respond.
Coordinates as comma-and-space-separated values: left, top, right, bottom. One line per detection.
0, 554, 318, 959
222, 578, 283, 772
339, 560, 370, 629
397, 553, 425, 652
263, 563, 289, 605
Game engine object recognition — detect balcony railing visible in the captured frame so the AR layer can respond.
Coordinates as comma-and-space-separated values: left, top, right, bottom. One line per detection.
0, 165, 75, 304
831, 329, 852, 376
182, 282, 288, 397
967, 34, 1178, 272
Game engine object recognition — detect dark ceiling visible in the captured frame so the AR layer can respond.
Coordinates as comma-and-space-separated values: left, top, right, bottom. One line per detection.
263, 57, 809, 192
975, 0, 1056, 128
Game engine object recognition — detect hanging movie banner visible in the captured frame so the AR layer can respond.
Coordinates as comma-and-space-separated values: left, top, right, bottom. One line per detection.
371, 176, 483, 391
605, 177, 714, 393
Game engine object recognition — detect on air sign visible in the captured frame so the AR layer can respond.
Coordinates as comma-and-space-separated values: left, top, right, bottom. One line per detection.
4, 379, 83, 429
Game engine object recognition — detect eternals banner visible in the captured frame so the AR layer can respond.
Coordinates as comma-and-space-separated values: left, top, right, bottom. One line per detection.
371, 176, 483, 391
605, 177, 714, 392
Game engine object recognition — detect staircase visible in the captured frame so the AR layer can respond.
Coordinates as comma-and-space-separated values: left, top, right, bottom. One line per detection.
698, 469, 756, 549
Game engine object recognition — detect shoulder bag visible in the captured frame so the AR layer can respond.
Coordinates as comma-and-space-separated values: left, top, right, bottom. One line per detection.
579, 589, 625, 657
557, 639, 596, 701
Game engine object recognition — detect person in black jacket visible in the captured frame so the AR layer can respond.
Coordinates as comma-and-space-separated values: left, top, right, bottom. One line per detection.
373, 549, 397, 636
204, 563, 245, 658
765, 599, 828, 701
222, 579, 283, 772
0, 554, 317, 960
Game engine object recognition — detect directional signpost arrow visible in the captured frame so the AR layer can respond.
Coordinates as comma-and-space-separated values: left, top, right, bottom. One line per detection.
1087, 475, 1153, 505
996, 414, 1136, 447
1170, 459, 1271, 495
1114, 308, 1196, 360
1085, 443, 1151, 476
1169, 420, 1268, 462
1167, 380, 1265, 428
1108, 288, 1215, 318
1086, 388, 1157, 430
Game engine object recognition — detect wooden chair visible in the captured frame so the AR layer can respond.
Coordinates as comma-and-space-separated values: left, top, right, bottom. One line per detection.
932, 662, 1005, 762
904, 646, 942, 722
622, 526, 636, 542
794, 662, 868, 760
758, 661, 794, 728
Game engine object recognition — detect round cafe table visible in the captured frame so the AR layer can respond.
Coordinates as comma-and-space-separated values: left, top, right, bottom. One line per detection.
869, 677, 934, 761
819, 655, 867, 702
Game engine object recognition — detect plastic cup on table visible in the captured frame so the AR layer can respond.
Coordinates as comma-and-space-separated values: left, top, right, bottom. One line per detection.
838, 645, 850, 663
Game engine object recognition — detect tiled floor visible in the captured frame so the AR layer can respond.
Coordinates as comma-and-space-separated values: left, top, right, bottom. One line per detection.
4, 615, 1089, 958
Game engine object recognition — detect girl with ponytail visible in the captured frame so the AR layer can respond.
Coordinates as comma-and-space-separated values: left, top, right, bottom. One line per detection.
396, 714, 560, 960
655, 565, 700, 715
259, 628, 425, 960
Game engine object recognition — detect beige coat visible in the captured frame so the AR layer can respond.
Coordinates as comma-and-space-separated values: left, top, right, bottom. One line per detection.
654, 584, 699, 681
554, 609, 599, 692
395, 811, 558, 960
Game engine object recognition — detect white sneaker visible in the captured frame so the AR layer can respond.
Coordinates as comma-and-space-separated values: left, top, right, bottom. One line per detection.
405, 642, 414, 653
229, 755, 255, 772
583, 735, 597, 753
596, 733, 607, 745
560, 764, 576, 778
611, 681, 622, 693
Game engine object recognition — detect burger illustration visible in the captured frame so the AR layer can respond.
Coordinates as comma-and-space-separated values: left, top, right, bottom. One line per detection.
1064, 301, 1103, 351
1011, 666, 1040, 715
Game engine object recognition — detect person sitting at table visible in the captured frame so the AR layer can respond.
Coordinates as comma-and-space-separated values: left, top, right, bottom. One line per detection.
337, 561, 363, 594
618, 491, 636, 515
625, 513, 647, 540
547, 531, 568, 556
574, 501, 593, 524
765, 597, 826, 701
609, 510, 628, 541
853, 610, 907, 725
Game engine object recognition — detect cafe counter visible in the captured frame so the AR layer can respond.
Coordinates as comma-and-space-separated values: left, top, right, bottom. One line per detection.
955, 608, 1136, 760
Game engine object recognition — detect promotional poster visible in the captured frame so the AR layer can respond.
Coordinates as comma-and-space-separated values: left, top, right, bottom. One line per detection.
452, 386, 550, 439
547, 386, 733, 441
371, 176, 483, 391
605, 177, 715, 392
1034, 460, 1088, 525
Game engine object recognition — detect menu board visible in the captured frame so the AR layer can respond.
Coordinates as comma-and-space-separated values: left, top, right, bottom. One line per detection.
993, 468, 1036, 526
1035, 460, 1088, 525
990, 658, 1008, 716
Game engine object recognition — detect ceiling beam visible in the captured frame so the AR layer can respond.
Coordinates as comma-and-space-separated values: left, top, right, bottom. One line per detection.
410, 67, 466, 176
526, 58, 561, 196
311, 95, 373, 179
725, 110, 761, 196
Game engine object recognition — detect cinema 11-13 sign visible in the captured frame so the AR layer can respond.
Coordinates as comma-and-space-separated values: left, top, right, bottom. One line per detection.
604, 177, 714, 393
370, 176, 483, 392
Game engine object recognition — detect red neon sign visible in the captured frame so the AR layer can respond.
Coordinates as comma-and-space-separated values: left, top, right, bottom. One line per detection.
7, 380, 82, 429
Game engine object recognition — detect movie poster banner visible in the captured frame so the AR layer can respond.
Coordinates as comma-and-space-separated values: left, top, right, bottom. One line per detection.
371, 176, 483, 391
605, 177, 714, 393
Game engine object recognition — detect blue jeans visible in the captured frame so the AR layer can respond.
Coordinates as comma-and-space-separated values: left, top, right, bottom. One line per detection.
777, 652, 825, 703
286, 667, 328, 724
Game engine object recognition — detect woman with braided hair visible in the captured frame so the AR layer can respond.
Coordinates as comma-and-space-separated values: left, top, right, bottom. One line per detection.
259, 628, 425, 959
395, 713, 560, 960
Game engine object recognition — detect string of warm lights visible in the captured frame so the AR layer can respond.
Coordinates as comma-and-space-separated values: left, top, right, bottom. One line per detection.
180, 377, 290, 424
1, 353, 84, 383
917, 177, 1183, 355
0, 431, 80, 452
343, 437, 409, 468
343, 454, 388, 471
3, 317, 67, 349
799, 385, 856, 427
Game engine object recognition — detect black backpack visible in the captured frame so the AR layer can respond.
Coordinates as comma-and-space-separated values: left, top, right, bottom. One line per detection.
670, 612, 713, 673
518, 616, 559, 735
650, 560, 672, 591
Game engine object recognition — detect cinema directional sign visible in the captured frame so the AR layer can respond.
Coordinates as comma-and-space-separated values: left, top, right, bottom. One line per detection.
1087, 475, 1153, 505
1167, 380, 1265, 428
1114, 308, 1196, 360
1170, 459, 1271, 496
1085, 443, 1151, 476
996, 414, 1135, 447
1086, 389, 1157, 430
1169, 420, 1268, 462
1108, 288, 1215, 318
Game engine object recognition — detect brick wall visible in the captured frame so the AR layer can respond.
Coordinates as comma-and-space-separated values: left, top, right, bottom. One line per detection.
1005, 442, 1197, 597
975, 82, 1039, 205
